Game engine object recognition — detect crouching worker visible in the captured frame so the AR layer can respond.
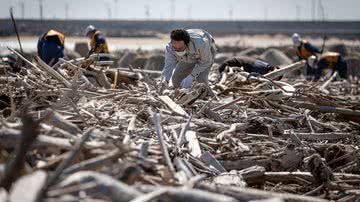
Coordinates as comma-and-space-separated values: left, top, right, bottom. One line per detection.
85, 25, 110, 61
219, 56, 281, 79
161, 28, 216, 89
37, 29, 65, 66
306, 52, 347, 81
292, 33, 322, 61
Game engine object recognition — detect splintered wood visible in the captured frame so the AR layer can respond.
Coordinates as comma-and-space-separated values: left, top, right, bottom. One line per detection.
0, 50, 359, 202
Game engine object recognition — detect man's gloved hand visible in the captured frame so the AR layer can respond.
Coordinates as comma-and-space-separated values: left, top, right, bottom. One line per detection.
180, 74, 194, 89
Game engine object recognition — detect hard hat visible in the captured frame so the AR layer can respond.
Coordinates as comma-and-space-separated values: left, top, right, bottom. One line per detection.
307, 55, 317, 68
85, 25, 96, 36
292, 33, 301, 46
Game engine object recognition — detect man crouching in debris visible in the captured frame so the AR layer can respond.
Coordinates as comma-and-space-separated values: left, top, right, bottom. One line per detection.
37, 29, 65, 66
306, 52, 347, 81
161, 29, 216, 90
218, 56, 280, 77
85, 25, 110, 61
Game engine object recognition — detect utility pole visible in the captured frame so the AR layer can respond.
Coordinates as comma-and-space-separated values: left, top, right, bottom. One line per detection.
264, 6, 268, 21
170, 0, 175, 20
311, 0, 316, 21
145, 4, 150, 20
229, 6, 233, 21
318, 0, 326, 21
105, 3, 112, 19
38, 0, 43, 20
187, 5, 191, 20
65, 2, 69, 19
296, 5, 301, 20
114, 0, 118, 19
20, 1, 25, 19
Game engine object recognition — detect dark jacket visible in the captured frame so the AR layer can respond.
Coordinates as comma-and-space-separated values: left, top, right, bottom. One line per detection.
296, 40, 321, 60
312, 52, 347, 80
37, 30, 64, 66
219, 56, 275, 75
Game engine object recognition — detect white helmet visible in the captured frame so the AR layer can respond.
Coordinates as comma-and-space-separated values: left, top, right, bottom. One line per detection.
291, 33, 302, 46
85, 25, 96, 36
307, 55, 317, 69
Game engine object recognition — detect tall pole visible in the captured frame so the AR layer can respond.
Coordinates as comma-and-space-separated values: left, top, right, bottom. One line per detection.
145, 5, 150, 20
114, 0, 118, 19
264, 6, 268, 21
20, 2, 25, 19
311, 0, 316, 21
105, 3, 112, 19
38, 0, 43, 20
170, 0, 175, 20
187, 5, 191, 20
296, 5, 301, 20
65, 2, 69, 19
229, 6, 233, 21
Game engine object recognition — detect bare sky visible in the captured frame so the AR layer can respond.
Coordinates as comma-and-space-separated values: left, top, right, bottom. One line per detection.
1, 0, 359, 21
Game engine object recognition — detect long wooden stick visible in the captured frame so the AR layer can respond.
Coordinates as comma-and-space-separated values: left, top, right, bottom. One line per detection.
264, 60, 306, 79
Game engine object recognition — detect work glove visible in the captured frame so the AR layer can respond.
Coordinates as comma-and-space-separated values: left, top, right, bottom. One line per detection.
180, 74, 194, 89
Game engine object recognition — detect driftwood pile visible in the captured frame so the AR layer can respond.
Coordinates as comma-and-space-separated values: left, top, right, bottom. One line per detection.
0, 48, 360, 202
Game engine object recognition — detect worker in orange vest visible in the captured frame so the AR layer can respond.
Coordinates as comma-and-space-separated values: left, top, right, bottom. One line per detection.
37, 29, 65, 66
85, 25, 110, 60
307, 52, 347, 81
292, 33, 322, 61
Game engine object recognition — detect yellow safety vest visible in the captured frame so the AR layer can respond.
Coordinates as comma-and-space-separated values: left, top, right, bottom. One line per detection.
90, 31, 109, 53
296, 41, 313, 60
319, 52, 340, 69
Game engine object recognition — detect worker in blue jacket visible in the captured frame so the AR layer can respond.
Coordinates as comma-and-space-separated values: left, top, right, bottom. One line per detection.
218, 56, 279, 75
85, 25, 110, 61
37, 29, 65, 66
292, 33, 322, 61
307, 52, 347, 81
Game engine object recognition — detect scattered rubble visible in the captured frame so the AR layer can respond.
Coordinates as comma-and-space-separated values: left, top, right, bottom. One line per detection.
0, 44, 359, 202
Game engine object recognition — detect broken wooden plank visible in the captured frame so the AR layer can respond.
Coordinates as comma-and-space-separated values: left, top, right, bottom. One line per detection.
264, 60, 306, 79
185, 131, 202, 158
9, 171, 47, 202
159, 95, 189, 117
200, 151, 227, 174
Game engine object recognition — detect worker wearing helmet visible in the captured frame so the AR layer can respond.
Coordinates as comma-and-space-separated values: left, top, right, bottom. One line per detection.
292, 33, 321, 61
85, 25, 110, 60
307, 52, 347, 81
37, 29, 65, 66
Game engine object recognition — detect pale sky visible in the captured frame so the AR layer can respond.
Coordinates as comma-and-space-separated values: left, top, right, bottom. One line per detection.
1, 0, 360, 21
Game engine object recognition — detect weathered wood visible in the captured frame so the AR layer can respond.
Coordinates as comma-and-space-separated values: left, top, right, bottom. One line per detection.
159, 95, 189, 117
9, 171, 47, 202
197, 183, 329, 202
35, 56, 72, 88
200, 152, 227, 174
153, 112, 176, 178
264, 60, 306, 79
137, 185, 238, 202
185, 131, 202, 158
59, 171, 141, 202
0, 112, 41, 191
